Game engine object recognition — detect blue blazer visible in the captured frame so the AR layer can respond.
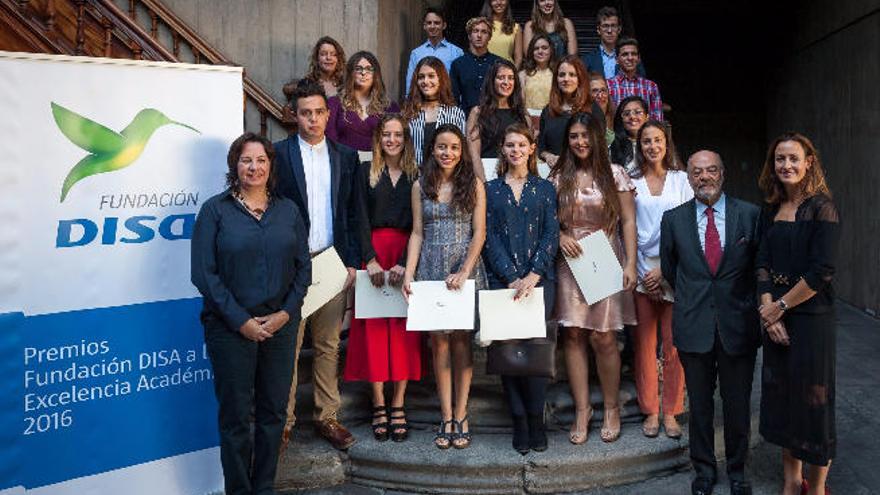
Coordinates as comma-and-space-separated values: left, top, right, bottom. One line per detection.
660, 197, 761, 355
582, 46, 646, 78
273, 135, 360, 268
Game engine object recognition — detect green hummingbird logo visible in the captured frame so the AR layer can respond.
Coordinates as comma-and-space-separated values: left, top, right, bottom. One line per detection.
52, 102, 200, 202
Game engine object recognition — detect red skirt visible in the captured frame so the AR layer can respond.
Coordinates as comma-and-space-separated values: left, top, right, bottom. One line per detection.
343, 228, 424, 382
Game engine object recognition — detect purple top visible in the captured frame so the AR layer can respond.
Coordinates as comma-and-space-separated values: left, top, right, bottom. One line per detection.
326, 96, 401, 152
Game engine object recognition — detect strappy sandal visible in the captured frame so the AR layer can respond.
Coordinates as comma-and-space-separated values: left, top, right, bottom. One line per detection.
601, 405, 622, 443
452, 416, 472, 449
569, 407, 592, 445
371, 405, 389, 442
434, 419, 454, 449
389, 406, 410, 442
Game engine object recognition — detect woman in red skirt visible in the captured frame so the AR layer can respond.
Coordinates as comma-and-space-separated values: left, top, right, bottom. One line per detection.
344, 114, 422, 442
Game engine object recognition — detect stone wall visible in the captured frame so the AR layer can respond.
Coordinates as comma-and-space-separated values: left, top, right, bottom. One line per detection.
153, 0, 425, 137
766, 1, 880, 314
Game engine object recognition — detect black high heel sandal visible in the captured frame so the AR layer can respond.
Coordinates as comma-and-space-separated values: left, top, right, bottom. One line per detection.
371, 405, 389, 442
389, 406, 410, 442
434, 419, 454, 449
452, 416, 471, 449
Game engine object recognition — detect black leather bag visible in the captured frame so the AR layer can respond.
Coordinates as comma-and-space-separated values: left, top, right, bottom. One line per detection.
486, 321, 557, 378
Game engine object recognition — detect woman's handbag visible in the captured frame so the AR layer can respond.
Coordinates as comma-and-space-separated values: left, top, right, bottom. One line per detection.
486, 321, 558, 378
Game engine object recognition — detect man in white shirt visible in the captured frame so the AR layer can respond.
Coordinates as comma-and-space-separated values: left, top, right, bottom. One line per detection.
404, 7, 464, 95
274, 83, 359, 451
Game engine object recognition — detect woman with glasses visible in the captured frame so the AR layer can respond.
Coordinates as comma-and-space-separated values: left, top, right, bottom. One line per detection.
609, 96, 649, 174
327, 51, 400, 152
589, 72, 616, 146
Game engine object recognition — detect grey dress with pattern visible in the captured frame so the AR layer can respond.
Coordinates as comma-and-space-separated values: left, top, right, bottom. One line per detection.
416, 186, 487, 289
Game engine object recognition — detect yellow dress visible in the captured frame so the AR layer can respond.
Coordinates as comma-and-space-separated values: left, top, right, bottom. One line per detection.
523, 67, 552, 110
488, 20, 519, 62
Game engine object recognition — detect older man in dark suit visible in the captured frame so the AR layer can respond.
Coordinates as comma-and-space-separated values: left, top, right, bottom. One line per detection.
274, 83, 360, 451
660, 150, 761, 495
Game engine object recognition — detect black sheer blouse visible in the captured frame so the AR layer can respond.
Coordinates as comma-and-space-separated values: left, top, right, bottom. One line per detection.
355, 162, 415, 266
756, 194, 840, 314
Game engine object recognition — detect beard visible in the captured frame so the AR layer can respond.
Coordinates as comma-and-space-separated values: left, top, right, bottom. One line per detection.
694, 184, 721, 204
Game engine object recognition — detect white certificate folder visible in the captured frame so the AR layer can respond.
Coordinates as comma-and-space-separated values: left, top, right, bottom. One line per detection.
301, 247, 348, 319
406, 280, 475, 331
564, 231, 623, 305
354, 270, 408, 319
478, 288, 546, 342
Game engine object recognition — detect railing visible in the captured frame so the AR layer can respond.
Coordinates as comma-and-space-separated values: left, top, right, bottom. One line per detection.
125, 0, 283, 136
2, 0, 284, 136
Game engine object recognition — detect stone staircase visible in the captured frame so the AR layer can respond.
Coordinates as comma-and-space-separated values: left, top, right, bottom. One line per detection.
510, 0, 604, 57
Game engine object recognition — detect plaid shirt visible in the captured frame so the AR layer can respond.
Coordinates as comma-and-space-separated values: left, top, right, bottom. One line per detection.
608, 74, 664, 121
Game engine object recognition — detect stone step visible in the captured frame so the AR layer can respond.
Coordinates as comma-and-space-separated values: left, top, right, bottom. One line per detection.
277, 423, 689, 494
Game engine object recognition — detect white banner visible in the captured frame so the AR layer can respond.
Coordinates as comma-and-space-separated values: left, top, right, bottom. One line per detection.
0, 51, 242, 494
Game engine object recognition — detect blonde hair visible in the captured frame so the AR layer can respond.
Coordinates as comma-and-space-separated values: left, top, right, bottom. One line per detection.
369, 114, 418, 187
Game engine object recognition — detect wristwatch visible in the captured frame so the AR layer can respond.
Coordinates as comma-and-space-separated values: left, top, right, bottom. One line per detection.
777, 298, 789, 312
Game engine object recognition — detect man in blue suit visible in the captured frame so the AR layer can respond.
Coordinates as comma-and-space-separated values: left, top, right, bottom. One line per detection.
660, 151, 761, 495
274, 83, 359, 451
582, 6, 645, 79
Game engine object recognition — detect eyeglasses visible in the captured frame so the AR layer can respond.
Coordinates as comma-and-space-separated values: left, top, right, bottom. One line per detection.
622, 109, 646, 118
354, 66, 375, 74
599, 23, 620, 31
590, 88, 608, 95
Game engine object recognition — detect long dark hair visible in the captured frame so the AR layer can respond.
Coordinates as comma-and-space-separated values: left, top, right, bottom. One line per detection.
530, 0, 567, 46
549, 113, 621, 233
421, 124, 478, 213
609, 95, 648, 166
521, 33, 557, 76
471, 60, 529, 155
403, 56, 456, 120
480, 0, 515, 34
632, 119, 681, 179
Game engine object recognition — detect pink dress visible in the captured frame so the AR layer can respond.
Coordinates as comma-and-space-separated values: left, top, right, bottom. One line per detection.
552, 164, 637, 331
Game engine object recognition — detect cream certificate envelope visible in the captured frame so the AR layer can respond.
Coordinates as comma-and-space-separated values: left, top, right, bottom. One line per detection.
354, 270, 408, 319
481, 158, 499, 181
357, 150, 372, 163
478, 288, 546, 342
564, 231, 623, 305
405, 280, 475, 331
301, 247, 348, 318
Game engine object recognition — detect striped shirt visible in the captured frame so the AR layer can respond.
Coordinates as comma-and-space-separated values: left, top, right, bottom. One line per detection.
408, 105, 467, 166
608, 74, 664, 121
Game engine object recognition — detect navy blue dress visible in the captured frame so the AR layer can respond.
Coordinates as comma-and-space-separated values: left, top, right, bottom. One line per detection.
484, 174, 559, 316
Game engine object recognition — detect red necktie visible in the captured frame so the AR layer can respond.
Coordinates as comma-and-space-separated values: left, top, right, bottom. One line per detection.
704, 207, 722, 274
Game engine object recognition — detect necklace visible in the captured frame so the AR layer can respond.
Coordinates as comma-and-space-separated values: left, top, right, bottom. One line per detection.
234, 188, 269, 219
